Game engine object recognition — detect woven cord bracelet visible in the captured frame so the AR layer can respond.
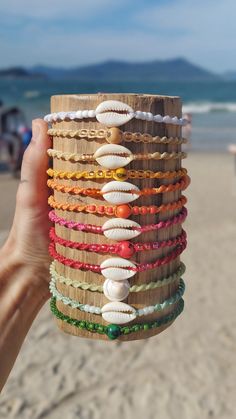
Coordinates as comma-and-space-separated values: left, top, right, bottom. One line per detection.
49, 207, 188, 235
48, 195, 187, 217
47, 167, 188, 181
49, 227, 187, 256
47, 148, 187, 163
48, 127, 188, 145
50, 297, 184, 339
49, 241, 187, 273
50, 261, 186, 292
49, 276, 185, 316
47, 176, 190, 198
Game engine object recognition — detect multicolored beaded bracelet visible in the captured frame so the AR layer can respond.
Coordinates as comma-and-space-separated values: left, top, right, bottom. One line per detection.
47, 176, 190, 199
47, 167, 188, 182
47, 148, 187, 164
49, 276, 185, 316
50, 297, 185, 339
48, 195, 187, 218
48, 127, 188, 145
49, 227, 187, 257
44, 100, 188, 126
49, 261, 186, 292
49, 241, 187, 273
49, 207, 188, 235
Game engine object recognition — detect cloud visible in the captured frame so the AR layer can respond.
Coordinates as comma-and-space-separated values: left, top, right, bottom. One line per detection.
0, 0, 116, 19
0, 0, 235, 71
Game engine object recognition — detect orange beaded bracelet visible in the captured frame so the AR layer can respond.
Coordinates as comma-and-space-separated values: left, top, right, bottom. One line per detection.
47, 176, 190, 200
48, 195, 187, 217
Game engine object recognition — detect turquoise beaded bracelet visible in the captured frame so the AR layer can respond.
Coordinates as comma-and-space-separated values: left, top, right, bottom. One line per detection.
49, 277, 185, 317
50, 297, 184, 340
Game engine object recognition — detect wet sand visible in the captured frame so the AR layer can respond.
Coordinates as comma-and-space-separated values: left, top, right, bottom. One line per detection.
0, 152, 235, 419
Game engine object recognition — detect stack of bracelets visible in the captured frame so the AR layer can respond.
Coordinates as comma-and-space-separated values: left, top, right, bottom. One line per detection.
45, 99, 189, 340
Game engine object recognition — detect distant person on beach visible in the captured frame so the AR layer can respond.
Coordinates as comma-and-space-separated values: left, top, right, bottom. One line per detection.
0, 119, 51, 391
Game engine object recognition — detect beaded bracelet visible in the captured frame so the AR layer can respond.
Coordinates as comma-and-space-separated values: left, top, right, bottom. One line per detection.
49, 241, 187, 273
48, 195, 187, 217
50, 297, 184, 339
47, 148, 187, 164
47, 167, 188, 182
47, 176, 190, 202
49, 227, 187, 257
50, 260, 186, 292
44, 100, 188, 127
48, 127, 188, 145
49, 276, 185, 316
49, 207, 188, 235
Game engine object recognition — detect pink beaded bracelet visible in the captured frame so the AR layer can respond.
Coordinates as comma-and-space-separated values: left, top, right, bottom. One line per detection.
49, 227, 187, 257
49, 207, 188, 235
49, 241, 186, 273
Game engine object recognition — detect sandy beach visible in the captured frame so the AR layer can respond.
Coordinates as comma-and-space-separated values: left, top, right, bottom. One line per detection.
0, 151, 235, 419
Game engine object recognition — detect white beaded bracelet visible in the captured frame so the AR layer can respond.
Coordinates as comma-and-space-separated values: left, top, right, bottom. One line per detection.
44, 100, 187, 127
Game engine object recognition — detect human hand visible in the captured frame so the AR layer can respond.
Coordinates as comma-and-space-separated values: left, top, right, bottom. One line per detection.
1, 119, 51, 300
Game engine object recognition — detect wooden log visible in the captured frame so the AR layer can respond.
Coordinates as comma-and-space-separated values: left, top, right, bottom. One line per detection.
50, 93, 184, 341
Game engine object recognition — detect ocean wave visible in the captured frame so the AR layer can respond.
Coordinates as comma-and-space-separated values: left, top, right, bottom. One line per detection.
183, 102, 236, 114
24, 90, 40, 99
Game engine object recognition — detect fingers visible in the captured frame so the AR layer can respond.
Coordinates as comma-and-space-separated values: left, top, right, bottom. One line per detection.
17, 119, 51, 209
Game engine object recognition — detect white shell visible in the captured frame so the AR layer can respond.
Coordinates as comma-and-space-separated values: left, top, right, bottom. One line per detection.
95, 100, 134, 127
103, 278, 130, 302
102, 218, 141, 241
101, 181, 140, 204
100, 257, 136, 280
101, 301, 136, 324
94, 144, 132, 169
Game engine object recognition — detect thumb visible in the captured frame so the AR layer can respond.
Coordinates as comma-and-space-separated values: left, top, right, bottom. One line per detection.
17, 119, 51, 209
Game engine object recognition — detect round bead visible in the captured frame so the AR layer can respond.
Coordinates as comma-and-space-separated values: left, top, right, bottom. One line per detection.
118, 241, 134, 258
115, 204, 132, 219
150, 206, 156, 214
106, 324, 121, 340
106, 127, 123, 144
114, 168, 128, 181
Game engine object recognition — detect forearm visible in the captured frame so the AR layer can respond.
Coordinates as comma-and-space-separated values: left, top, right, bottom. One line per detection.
0, 244, 49, 392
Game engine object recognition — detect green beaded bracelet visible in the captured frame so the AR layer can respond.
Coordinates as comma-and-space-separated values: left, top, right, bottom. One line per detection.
50, 297, 184, 340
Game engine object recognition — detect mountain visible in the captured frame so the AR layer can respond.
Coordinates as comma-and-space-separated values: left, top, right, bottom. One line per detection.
0, 58, 219, 81
222, 71, 236, 80
31, 58, 218, 81
0, 67, 45, 79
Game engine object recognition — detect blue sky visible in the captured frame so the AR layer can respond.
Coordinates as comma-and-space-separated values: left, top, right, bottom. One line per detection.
0, 0, 235, 72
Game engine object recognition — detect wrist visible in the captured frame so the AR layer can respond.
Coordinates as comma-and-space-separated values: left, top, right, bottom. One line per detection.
0, 239, 50, 307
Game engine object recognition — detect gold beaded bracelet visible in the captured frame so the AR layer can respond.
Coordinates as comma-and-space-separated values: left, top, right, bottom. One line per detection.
47, 167, 187, 181
48, 127, 187, 145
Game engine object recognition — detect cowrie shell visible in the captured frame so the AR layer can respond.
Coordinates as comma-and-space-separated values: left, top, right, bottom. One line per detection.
95, 100, 134, 127
94, 144, 132, 169
101, 181, 140, 204
102, 218, 141, 241
101, 301, 136, 324
100, 257, 136, 280
103, 278, 130, 302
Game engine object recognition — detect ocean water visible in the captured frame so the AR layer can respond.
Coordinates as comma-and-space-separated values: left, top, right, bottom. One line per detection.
1, 79, 236, 151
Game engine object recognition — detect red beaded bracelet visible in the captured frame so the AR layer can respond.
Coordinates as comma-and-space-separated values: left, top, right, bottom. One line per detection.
49, 227, 187, 257
49, 241, 186, 273
48, 195, 187, 217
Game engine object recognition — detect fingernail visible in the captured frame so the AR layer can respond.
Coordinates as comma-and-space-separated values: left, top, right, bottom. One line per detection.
32, 120, 41, 142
